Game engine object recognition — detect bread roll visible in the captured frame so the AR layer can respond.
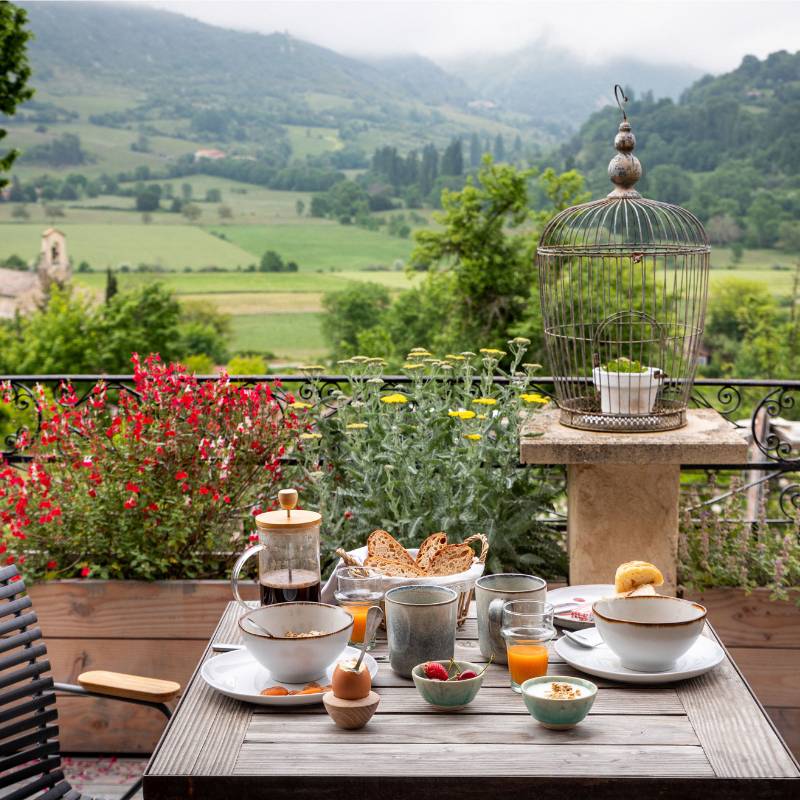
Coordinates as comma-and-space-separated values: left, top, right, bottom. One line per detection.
614, 561, 664, 594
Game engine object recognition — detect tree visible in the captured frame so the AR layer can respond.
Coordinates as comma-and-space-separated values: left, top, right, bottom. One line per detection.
181, 183, 193, 201
135, 187, 160, 212
0, 2, 33, 187
321, 282, 391, 356
259, 250, 284, 272
205, 187, 222, 202
706, 214, 742, 246
777, 221, 800, 254
105, 269, 118, 303
440, 138, 463, 177
295, 199, 305, 216
469, 133, 482, 168
493, 134, 506, 162
182, 203, 202, 222
217, 204, 233, 220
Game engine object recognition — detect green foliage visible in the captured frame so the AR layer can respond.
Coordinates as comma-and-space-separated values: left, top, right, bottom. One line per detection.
295, 340, 565, 577
0, 1, 33, 186
603, 357, 645, 373
0, 284, 231, 372
20, 132, 88, 167
321, 282, 391, 357
258, 250, 298, 273
227, 354, 267, 374
0, 252, 26, 270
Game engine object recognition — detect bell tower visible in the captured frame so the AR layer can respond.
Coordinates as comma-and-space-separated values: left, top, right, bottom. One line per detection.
38, 227, 71, 284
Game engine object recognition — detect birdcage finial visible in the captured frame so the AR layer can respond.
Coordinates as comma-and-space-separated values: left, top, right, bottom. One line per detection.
607, 84, 642, 198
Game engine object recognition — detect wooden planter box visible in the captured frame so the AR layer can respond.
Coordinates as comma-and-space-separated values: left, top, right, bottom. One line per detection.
29, 579, 257, 754
29, 581, 800, 756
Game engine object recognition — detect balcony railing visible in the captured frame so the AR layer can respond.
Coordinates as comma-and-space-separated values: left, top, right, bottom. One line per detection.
2, 375, 799, 522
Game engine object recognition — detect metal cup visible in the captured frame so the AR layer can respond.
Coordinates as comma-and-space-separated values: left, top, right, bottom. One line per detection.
384, 585, 458, 677
475, 573, 546, 663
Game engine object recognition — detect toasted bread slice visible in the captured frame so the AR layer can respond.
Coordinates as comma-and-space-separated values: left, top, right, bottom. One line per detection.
364, 555, 427, 578
614, 561, 665, 594
415, 532, 447, 571
426, 543, 475, 576
367, 529, 415, 566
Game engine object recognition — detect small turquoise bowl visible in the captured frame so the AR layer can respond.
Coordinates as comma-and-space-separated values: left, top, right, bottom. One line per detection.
521, 675, 597, 729
412, 661, 484, 710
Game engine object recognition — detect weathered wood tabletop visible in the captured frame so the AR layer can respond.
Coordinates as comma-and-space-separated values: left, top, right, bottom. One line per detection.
143, 600, 799, 799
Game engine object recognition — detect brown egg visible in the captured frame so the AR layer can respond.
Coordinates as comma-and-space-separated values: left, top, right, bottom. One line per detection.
332, 660, 371, 700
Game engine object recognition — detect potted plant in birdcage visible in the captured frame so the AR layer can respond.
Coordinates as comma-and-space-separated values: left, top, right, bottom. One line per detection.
592, 357, 662, 415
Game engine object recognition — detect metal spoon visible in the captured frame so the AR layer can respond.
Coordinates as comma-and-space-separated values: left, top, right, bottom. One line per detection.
563, 628, 604, 648
243, 616, 277, 639
354, 605, 383, 672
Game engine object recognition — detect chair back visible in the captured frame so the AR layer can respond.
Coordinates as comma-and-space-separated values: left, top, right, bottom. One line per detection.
0, 564, 72, 799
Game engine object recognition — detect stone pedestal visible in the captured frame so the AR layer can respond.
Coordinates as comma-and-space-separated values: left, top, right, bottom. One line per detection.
520, 408, 748, 594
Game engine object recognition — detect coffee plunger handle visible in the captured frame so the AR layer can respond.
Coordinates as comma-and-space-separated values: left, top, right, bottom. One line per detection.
278, 488, 298, 518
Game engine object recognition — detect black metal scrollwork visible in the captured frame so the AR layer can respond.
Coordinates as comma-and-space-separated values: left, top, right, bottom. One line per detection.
690, 382, 744, 425
778, 483, 800, 520
752, 386, 800, 465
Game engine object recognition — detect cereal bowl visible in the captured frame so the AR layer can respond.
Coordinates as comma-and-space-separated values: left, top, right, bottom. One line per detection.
521, 675, 597, 729
593, 595, 706, 672
238, 602, 353, 683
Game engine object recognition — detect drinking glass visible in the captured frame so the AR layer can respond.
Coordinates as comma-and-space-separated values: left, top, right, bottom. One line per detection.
501, 600, 555, 693
333, 566, 384, 650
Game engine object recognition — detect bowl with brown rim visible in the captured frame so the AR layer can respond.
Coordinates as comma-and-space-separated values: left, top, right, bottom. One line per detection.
592, 596, 707, 672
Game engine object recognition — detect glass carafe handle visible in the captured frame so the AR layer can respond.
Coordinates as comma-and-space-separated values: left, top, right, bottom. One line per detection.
231, 543, 265, 612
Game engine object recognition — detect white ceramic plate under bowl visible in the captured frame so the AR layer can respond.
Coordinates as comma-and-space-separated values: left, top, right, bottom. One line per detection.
554, 632, 724, 684
549, 584, 615, 630
201, 645, 378, 706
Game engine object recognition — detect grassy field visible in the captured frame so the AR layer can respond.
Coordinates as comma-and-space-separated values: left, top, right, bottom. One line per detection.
214, 224, 412, 269
230, 312, 325, 360
285, 125, 342, 158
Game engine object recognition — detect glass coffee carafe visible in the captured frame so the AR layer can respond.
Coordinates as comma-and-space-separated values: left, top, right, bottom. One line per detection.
231, 488, 322, 611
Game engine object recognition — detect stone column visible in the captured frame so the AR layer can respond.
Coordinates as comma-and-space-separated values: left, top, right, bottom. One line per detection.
520, 409, 748, 595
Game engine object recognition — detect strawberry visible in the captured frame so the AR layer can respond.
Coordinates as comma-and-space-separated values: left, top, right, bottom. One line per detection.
423, 661, 449, 681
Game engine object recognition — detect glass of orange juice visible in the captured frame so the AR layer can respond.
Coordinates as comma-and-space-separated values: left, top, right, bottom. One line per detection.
334, 566, 384, 650
501, 600, 555, 693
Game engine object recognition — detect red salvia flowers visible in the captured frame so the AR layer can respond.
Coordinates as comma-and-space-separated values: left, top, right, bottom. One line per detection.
0, 354, 306, 581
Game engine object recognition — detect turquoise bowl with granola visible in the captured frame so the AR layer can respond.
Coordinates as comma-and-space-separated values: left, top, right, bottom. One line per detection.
412, 660, 485, 710
521, 675, 597, 729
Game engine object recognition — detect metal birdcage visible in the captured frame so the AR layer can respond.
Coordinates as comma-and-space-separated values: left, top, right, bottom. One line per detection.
537, 86, 710, 432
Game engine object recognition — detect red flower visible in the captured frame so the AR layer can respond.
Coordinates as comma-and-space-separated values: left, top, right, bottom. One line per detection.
0, 544, 6, 554
123, 496, 137, 509
147, 502, 159, 512
344, 510, 353, 520
5, 555, 15, 565
175, 470, 188, 480
80, 566, 90, 578
125, 481, 140, 494
47, 560, 57, 569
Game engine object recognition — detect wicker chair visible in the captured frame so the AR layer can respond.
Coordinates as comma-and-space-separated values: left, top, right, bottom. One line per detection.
0, 564, 179, 800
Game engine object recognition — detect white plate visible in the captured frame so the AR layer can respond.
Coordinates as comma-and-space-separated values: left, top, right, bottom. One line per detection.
549, 584, 615, 629
554, 632, 724, 684
201, 645, 379, 706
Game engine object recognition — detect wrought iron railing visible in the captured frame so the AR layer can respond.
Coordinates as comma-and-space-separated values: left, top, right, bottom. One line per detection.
2, 374, 799, 521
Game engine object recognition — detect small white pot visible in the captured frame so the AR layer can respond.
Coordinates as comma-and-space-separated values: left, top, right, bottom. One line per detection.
592, 366, 661, 415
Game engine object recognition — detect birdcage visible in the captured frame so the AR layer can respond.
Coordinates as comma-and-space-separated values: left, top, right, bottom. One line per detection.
537, 87, 710, 432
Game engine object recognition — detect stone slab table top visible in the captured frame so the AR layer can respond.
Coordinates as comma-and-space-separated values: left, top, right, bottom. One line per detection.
521, 407, 748, 465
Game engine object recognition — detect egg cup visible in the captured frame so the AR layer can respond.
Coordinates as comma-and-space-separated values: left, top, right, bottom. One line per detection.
323, 690, 380, 729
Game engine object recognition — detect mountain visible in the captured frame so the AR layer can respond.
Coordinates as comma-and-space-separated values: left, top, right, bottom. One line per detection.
368, 55, 473, 106
558, 50, 800, 248
447, 40, 703, 131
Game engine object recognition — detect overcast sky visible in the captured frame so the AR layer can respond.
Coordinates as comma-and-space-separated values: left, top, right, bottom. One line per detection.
149, 0, 797, 72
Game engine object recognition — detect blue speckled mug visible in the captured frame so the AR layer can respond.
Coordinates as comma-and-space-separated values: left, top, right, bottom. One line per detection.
385, 585, 458, 677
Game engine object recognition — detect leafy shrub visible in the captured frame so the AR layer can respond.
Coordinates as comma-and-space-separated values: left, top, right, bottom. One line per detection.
293, 339, 565, 577
0, 355, 303, 581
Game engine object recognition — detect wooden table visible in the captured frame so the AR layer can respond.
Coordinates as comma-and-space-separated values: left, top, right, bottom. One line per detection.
143, 601, 799, 799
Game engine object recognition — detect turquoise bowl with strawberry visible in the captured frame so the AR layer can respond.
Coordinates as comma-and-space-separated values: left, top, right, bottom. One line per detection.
412, 660, 487, 710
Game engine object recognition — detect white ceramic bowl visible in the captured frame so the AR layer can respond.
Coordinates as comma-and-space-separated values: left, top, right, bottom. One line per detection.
592, 596, 707, 672
238, 602, 353, 683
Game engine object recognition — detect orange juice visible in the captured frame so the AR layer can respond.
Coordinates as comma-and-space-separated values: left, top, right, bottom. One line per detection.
507, 643, 549, 684
344, 604, 370, 643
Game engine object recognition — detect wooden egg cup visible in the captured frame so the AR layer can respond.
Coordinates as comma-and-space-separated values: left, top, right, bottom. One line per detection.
323, 690, 380, 729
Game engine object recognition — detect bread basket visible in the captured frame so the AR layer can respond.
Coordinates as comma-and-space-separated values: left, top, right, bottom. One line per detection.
322, 533, 489, 628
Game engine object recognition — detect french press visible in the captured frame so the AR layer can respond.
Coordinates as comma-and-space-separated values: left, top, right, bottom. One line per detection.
231, 488, 322, 611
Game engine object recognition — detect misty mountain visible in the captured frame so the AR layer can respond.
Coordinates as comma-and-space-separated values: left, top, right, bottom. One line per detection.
369, 55, 473, 106
447, 40, 703, 130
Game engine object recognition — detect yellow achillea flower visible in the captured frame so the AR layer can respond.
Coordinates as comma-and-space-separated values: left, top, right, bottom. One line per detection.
406, 351, 432, 359
477, 414, 488, 420
479, 348, 506, 357
520, 393, 549, 404
445, 354, 465, 361
381, 393, 408, 404
472, 397, 497, 406
300, 432, 322, 440
402, 363, 425, 370
463, 433, 482, 441
290, 401, 312, 409
346, 422, 368, 430
448, 409, 476, 420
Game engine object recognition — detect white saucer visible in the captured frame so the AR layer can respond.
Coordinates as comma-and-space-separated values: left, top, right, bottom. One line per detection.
202, 645, 378, 706
549, 584, 615, 629
554, 632, 724, 684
